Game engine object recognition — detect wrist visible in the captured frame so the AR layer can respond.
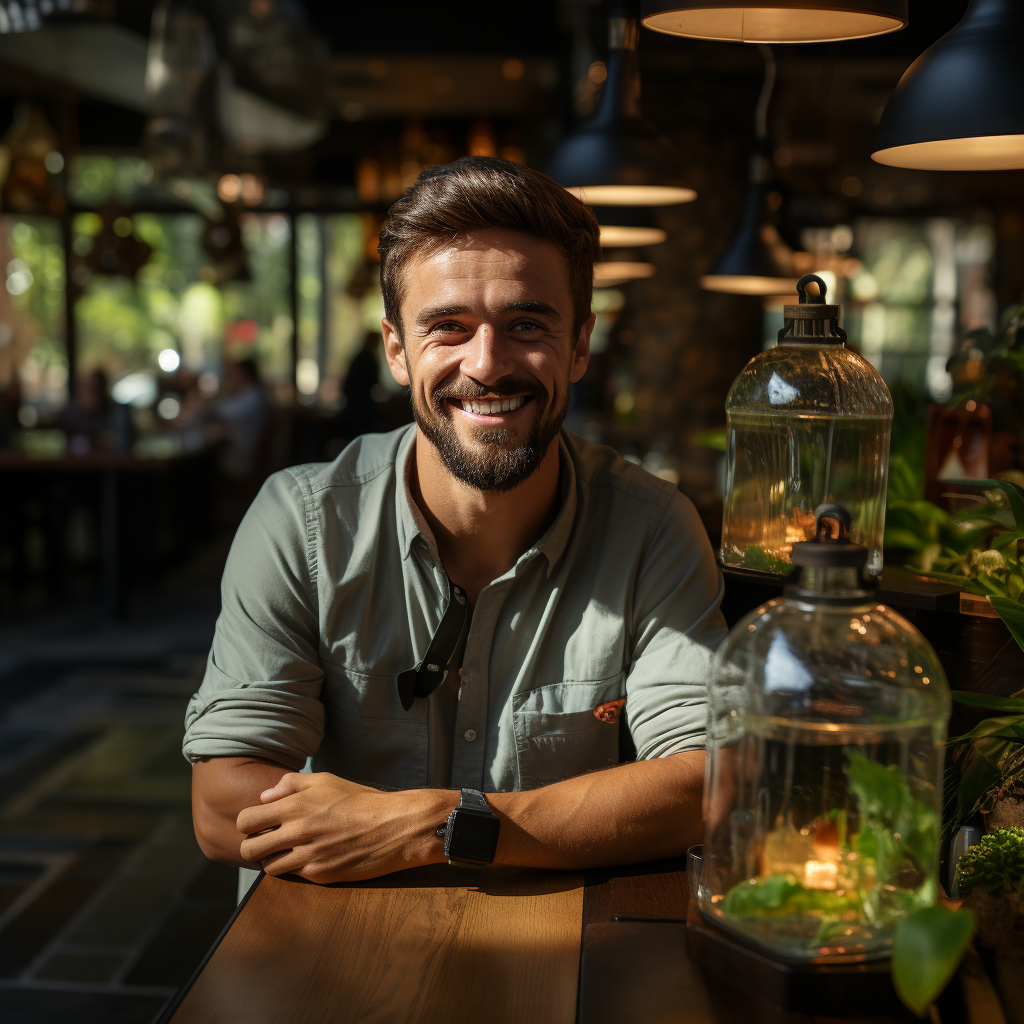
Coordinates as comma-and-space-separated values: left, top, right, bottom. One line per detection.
403, 788, 458, 867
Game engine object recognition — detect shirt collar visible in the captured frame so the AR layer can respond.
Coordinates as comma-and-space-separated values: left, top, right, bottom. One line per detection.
533, 433, 577, 578
396, 426, 438, 563
395, 425, 577, 578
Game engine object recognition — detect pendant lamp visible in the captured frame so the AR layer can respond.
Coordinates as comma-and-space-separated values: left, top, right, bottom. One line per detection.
872, 0, 1024, 171
548, 13, 695, 206
596, 206, 668, 247
595, 260, 657, 287
640, 1, 907, 44
701, 47, 797, 296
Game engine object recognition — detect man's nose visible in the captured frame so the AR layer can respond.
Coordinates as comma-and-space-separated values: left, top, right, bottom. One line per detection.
460, 326, 516, 386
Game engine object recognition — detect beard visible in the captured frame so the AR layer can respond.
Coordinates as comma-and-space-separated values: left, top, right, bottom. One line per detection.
411, 374, 569, 493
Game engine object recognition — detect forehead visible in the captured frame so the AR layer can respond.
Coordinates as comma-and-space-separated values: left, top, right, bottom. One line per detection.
400, 229, 572, 312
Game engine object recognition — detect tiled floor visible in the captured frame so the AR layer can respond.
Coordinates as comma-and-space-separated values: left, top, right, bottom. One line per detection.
0, 549, 239, 1023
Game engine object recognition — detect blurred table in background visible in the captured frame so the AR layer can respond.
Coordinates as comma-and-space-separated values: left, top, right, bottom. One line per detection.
0, 446, 218, 618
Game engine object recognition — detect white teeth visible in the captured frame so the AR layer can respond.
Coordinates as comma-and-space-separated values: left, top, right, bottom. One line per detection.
459, 396, 526, 415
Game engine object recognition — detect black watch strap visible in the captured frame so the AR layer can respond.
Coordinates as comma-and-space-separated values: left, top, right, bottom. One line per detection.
458, 788, 491, 814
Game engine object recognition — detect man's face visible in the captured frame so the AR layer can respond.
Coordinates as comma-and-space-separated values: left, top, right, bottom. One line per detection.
383, 229, 593, 492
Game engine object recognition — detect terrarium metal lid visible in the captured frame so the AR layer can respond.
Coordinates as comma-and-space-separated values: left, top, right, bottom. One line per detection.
779, 273, 845, 345
791, 504, 869, 569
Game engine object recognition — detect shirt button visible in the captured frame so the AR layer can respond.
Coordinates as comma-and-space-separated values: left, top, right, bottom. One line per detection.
464, 729, 477, 742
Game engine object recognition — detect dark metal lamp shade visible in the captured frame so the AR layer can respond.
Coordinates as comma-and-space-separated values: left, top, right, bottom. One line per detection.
641, 1, 907, 44
700, 179, 796, 295
547, 17, 696, 206
872, 0, 1024, 171
595, 206, 668, 247
548, 125, 696, 206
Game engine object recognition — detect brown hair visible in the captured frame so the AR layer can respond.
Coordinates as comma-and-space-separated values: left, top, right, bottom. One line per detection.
378, 156, 601, 340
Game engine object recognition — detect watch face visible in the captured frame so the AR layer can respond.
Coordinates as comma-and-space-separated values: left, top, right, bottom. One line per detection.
448, 810, 500, 863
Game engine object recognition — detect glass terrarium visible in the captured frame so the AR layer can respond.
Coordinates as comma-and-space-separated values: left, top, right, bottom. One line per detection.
700, 507, 950, 962
721, 274, 893, 577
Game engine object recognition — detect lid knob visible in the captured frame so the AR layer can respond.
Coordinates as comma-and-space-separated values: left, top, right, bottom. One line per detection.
791, 504, 868, 569
779, 274, 846, 346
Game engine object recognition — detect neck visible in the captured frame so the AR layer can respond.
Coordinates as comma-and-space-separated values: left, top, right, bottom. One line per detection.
411, 428, 562, 605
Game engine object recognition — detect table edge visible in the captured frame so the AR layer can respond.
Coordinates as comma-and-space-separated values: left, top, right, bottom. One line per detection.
153, 870, 265, 1024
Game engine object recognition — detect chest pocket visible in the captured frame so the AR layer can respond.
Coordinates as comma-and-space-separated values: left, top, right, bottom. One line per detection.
319, 664, 428, 789
511, 674, 626, 790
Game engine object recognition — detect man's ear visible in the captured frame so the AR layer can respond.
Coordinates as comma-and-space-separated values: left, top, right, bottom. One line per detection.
381, 318, 410, 387
569, 312, 596, 384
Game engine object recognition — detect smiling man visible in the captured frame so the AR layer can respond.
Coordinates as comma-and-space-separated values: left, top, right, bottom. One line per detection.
183, 157, 726, 886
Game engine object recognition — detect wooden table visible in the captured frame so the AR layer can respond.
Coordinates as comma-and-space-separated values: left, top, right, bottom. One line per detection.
154, 858, 996, 1024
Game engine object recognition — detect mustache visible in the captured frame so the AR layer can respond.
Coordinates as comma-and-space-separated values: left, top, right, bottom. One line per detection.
431, 377, 547, 402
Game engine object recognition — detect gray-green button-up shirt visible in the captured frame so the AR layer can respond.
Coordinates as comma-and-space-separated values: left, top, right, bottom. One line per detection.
182, 424, 726, 792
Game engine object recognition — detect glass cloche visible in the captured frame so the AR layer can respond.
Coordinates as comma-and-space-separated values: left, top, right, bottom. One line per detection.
721, 274, 893, 577
700, 506, 950, 962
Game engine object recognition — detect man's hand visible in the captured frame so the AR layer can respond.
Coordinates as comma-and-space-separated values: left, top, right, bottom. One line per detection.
236, 773, 453, 883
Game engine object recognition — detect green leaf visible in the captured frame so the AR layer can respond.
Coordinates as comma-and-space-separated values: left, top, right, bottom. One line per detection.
946, 478, 1024, 529
954, 738, 1013, 828
948, 715, 1024, 743
742, 545, 796, 576
947, 525, 995, 555
989, 530, 1023, 551
950, 690, 1024, 713
891, 905, 976, 1017
990, 595, 1024, 653
912, 569, 988, 595
975, 573, 1010, 598
885, 528, 930, 552
690, 427, 727, 452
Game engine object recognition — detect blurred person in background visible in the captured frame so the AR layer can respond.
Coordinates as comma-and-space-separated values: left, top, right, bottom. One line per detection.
0, 375, 20, 448
57, 367, 113, 453
216, 357, 272, 479
338, 330, 381, 441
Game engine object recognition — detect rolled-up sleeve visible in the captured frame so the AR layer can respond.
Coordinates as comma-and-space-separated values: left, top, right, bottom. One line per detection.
182, 469, 324, 770
625, 491, 727, 760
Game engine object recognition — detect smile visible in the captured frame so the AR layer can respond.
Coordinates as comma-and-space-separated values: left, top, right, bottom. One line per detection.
450, 395, 530, 416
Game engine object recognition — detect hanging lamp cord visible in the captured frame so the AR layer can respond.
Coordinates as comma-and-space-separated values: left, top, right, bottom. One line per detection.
754, 44, 776, 142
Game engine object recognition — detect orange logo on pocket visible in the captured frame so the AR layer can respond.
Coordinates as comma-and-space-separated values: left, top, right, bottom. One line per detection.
594, 698, 626, 724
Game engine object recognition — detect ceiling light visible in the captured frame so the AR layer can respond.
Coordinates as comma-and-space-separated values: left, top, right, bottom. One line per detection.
595, 261, 657, 287
596, 206, 668, 247
873, 0, 1024, 171
548, 14, 695, 207
641, 1, 907, 44
701, 46, 797, 296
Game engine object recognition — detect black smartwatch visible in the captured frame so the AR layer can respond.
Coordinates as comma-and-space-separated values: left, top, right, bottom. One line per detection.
437, 788, 500, 866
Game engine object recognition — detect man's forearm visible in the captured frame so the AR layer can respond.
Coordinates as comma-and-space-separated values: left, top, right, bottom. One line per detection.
192, 756, 290, 866
221, 750, 705, 883
487, 750, 705, 870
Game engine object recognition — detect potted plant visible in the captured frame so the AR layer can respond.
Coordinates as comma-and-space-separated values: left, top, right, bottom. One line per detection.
954, 827, 1024, 950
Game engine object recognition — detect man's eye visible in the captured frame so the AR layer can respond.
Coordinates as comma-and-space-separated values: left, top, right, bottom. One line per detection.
511, 320, 543, 333
431, 321, 464, 333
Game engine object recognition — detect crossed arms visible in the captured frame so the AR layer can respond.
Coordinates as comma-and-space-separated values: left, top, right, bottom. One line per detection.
191, 750, 704, 883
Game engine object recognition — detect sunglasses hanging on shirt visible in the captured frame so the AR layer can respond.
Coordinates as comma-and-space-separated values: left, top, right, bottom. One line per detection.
397, 574, 470, 711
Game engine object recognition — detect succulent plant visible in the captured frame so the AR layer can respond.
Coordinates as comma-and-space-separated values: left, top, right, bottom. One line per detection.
955, 827, 1024, 897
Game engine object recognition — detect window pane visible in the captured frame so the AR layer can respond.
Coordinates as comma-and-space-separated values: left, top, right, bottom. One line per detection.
296, 213, 383, 406
223, 213, 292, 398
73, 212, 293, 397
2, 215, 66, 411
75, 212, 212, 379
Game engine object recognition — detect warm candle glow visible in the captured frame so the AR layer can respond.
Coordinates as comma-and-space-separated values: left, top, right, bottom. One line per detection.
803, 859, 838, 890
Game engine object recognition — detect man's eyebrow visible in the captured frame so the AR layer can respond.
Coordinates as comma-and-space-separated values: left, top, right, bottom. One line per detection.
414, 305, 471, 329
413, 301, 563, 328
503, 301, 562, 321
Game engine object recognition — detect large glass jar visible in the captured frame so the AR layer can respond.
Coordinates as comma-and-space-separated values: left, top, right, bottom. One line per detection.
700, 509, 949, 962
721, 274, 893, 577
